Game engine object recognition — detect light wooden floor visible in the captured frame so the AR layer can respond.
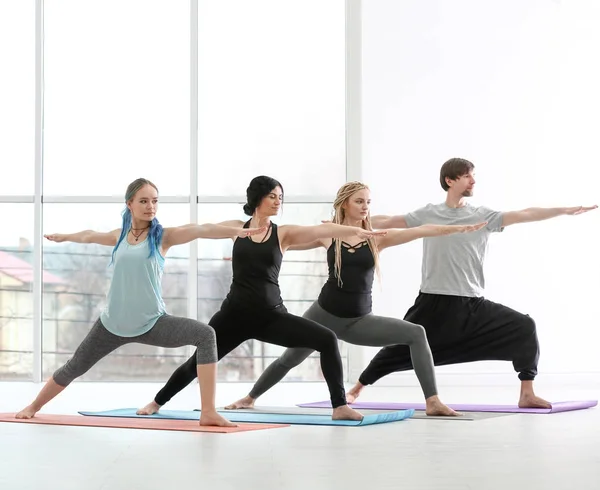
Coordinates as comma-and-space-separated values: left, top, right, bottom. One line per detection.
1, 377, 598, 490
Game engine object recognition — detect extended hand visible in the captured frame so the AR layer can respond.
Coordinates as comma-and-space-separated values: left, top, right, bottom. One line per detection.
564, 205, 598, 216
236, 226, 267, 238
356, 229, 387, 239
455, 222, 488, 234
44, 234, 67, 243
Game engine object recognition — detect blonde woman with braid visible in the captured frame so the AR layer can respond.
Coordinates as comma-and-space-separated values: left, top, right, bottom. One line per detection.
225, 182, 487, 416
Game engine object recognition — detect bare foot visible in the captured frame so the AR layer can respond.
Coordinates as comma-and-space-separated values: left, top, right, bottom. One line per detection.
224, 395, 255, 410
199, 411, 238, 427
346, 382, 364, 404
425, 396, 461, 417
136, 401, 161, 415
332, 404, 364, 421
15, 405, 38, 419
518, 393, 552, 409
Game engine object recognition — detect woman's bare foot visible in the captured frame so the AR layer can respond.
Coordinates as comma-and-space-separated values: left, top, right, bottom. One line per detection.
346, 382, 364, 404
518, 393, 552, 409
332, 404, 364, 421
224, 395, 255, 410
15, 405, 39, 419
136, 401, 161, 415
199, 410, 237, 427
425, 396, 461, 416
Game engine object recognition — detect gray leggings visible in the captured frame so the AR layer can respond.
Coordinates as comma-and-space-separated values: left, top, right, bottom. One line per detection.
249, 301, 438, 399
53, 314, 217, 387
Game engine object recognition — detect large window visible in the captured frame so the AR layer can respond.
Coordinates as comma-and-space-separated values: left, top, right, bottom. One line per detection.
2, 0, 349, 382
0, 2, 34, 195
0, 205, 34, 380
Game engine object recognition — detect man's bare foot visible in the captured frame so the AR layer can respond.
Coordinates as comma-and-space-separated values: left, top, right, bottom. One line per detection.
199, 411, 237, 427
136, 401, 161, 415
346, 382, 364, 404
332, 404, 364, 421
224, 395, 255, 410
518, 380, 552, 409
15, 405, 39, 419
518, 393, 552, 409
425, 396, 461, 416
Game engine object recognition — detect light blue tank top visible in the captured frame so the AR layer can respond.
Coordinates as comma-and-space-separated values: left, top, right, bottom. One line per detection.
100, 238, 166, 337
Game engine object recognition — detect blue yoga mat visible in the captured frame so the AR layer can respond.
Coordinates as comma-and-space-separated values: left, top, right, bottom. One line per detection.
78, 408, 413, 426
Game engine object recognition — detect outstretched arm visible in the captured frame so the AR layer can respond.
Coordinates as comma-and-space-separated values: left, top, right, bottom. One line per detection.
371, 214, 408, 229
163, 223, 266, 248
377, 223, 487, 250
280, 223, 385, 251
502, 205, 597, 227
286, 239, 327, 251
44, 229, 121, 246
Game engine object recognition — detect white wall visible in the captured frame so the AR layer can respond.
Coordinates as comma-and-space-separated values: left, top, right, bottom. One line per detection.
360, 0, 600, 381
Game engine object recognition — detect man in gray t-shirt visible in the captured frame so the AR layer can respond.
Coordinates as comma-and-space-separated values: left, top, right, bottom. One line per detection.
348, 158, 597, 409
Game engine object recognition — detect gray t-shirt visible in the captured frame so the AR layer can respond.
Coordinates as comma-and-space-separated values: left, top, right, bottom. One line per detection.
405, 203, 504, 298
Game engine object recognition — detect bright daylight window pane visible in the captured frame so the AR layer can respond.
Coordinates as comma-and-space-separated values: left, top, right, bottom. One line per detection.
0, 205, 34, 380
0, 2, 34, 195
43, 1, 189, 196
197, 0, 346, 196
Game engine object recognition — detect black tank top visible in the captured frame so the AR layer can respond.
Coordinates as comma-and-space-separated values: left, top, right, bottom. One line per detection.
225, 220, 283, 309
317, 240, 375, 317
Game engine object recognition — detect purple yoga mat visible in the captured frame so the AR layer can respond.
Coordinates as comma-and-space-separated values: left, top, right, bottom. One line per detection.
297, 400, 597, 414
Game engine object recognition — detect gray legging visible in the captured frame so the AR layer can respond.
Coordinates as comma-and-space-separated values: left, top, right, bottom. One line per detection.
249, 301, 438, 399
53, 314, 216, 387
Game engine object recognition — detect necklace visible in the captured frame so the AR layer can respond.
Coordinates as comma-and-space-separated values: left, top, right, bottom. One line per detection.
129, 226, 149, 241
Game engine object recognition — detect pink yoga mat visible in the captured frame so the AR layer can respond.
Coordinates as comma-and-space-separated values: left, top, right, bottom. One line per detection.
0, 413, 288, 433
297, 400, 597, 413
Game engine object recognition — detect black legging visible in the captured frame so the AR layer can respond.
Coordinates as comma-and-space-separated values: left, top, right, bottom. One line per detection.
154, 300, 347, 408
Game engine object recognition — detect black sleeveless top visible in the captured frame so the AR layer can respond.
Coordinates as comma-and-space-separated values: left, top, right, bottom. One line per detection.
317, 240, 375, 317
225, 220, 283, 310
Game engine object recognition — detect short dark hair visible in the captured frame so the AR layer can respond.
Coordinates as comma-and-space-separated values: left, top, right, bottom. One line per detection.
243, 176, 284, 216
440, 158, 475, 191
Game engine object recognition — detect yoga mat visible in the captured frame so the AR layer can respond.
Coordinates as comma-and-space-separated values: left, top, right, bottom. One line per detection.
0, 413, 286, 434
78, 407, 414, 426
214, 405, 511, 421
297, 400, 598, 414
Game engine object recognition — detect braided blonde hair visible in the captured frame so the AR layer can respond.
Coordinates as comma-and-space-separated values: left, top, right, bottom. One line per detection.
331, 181, 381, 287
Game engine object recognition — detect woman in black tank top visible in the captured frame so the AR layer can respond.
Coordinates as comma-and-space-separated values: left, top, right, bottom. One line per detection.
225, 182, 486, 416
138, 176, 388, 421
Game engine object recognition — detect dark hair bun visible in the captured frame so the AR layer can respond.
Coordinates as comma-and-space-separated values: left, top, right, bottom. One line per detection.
243, 176, 284, 216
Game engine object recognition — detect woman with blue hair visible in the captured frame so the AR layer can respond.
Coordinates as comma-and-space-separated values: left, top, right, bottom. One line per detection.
15, 178, 265, 427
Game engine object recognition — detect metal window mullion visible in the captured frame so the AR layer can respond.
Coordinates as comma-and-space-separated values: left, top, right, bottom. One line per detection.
33, 0, 44, 383
0, 196, 35, 203
41, 195, 190, 204
195, 195, 334, 204
39, 195, 332, 204
187, 0, 199, 322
